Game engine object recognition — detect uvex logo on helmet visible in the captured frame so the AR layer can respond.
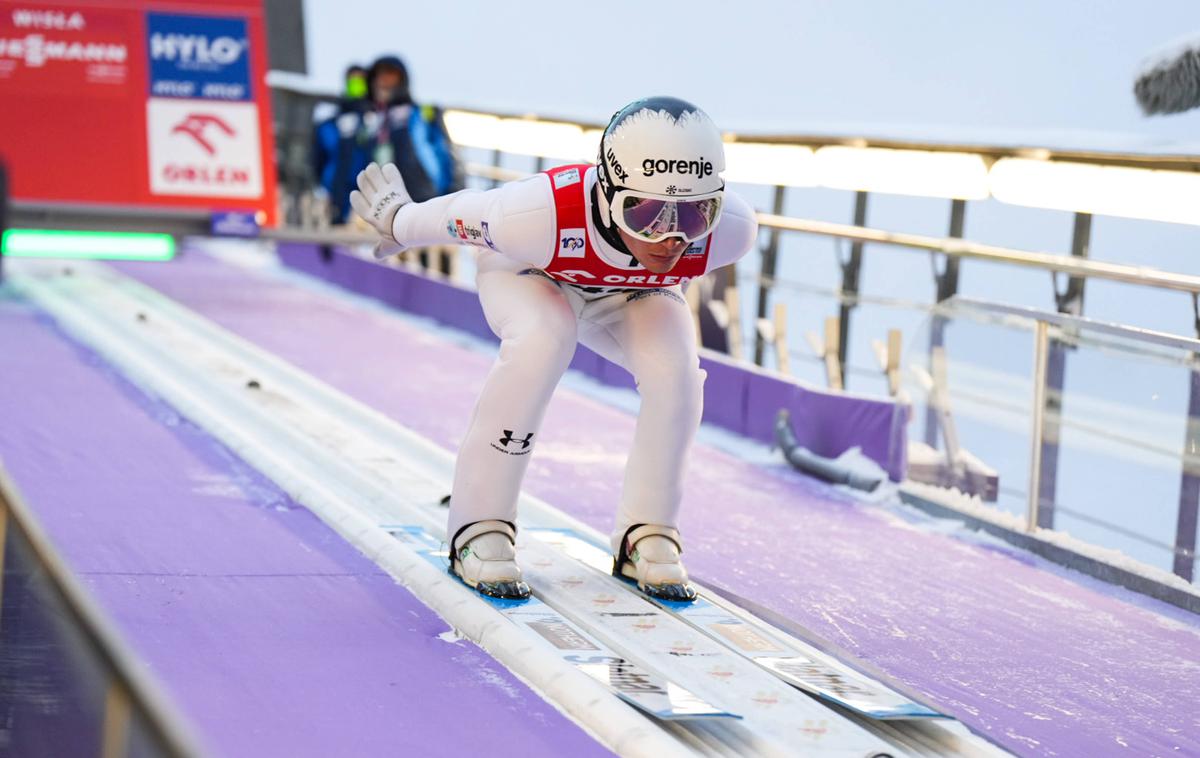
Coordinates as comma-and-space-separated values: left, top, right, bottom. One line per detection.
641, 157, 713, 178
606, 146, 629, 183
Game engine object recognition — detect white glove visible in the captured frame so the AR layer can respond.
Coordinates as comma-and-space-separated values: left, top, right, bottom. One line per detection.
349, 162, 412, 242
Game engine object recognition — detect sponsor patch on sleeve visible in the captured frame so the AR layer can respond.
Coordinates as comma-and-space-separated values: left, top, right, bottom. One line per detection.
448, 218, 486, 245
558, 228, 586, 258
553, 168, 581, 189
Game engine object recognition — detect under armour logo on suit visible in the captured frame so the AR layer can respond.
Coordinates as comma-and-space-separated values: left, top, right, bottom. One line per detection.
498, 430, 534, 450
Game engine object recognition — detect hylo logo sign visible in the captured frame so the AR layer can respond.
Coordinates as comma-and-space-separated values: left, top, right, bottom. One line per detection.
149, 31, 245, 66
146, 13, 250, 101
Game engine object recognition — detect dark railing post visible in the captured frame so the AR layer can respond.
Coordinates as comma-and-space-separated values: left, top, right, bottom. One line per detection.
1036, 211, 1091, 529
0, 497, 7, 630
837, 191, 868, 386
1175, 294, 1200, 581
489, 148, 502, 189
924, 198, 966, 447
754, 184, 787, 366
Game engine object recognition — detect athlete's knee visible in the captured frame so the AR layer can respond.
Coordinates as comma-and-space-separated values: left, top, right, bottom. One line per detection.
636, 358, 705, 407
498, 309, 578, 370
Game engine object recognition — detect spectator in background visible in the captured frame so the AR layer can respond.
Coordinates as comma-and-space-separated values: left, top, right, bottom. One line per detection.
312, 63, 373, 222
365, 55, 463, 203
343, 64, 368, 103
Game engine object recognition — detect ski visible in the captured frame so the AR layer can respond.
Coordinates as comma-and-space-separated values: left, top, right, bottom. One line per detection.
529, 527, 948, 721
387, 525, 740, 722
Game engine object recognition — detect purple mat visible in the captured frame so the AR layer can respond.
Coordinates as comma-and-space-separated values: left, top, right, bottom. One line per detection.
0, 299, 610, 758
112, 250, 1200, 758
276, 243, 909, 481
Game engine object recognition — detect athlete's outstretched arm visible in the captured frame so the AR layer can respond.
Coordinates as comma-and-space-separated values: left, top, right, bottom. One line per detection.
350, 161, 555, 267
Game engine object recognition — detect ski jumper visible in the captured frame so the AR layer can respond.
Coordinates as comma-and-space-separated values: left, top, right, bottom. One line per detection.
387, 164, 758, 552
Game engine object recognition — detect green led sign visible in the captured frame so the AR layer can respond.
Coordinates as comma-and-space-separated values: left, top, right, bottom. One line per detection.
0, 229, 176, 261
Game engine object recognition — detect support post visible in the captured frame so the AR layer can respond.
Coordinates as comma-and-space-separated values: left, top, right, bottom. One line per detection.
836, 191, 868, 386
924, 198, 966, 447
101, 682, 131, 758
755, 185, 787, 365
1027, 320, 1051, 532
489, 148, 502, 188
823, 316, 843, 390
885, 329, 902, 396
1174, 294, 1200, 581
772, 301, 790, 375
1037, 211, 1091, 528
725, 285, 743, 361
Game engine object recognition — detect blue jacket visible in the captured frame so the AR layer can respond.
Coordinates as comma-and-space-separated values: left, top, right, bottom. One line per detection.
313, 102, 462, 222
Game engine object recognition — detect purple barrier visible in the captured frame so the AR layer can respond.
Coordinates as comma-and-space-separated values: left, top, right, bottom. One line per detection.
276, 243, 907, 480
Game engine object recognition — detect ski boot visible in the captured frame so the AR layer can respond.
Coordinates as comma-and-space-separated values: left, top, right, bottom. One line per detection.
450, 520, 531, 600
613, 524, 697, 602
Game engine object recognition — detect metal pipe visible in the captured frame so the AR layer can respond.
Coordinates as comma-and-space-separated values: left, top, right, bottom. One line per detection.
943, 297, 1200, 354
754, 212, 1200, 295
467, 162, 528, 183
260, 226, 377, 245
1027, 320, 1051, 532
457, 164, 1200, 297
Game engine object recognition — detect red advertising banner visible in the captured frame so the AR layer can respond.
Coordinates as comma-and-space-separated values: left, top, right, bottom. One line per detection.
0, 0, 277, 225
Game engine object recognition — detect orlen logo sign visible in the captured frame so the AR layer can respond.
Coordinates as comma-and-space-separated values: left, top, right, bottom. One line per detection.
171, 113, 235, 155
150, 32, 244, 67
160, 111, 251, 188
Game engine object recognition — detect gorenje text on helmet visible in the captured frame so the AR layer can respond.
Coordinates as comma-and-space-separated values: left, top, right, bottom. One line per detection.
641, 158, 714, 178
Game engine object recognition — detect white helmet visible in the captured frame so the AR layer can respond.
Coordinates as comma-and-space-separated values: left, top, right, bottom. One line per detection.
596, 97, 726, 243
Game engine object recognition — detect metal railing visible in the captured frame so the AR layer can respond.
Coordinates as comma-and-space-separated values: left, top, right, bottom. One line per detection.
933, 298, 1200, 580
0, 465, 203, 758
268, 86, 1200, 583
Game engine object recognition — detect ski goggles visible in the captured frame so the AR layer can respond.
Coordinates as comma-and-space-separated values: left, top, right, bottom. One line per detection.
610, 189, 724, 244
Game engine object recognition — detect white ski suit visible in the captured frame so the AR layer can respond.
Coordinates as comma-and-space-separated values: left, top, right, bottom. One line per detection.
386, 163, 758, 552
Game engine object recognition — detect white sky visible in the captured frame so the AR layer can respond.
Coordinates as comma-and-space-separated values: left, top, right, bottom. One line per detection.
303, 0, 1200, 147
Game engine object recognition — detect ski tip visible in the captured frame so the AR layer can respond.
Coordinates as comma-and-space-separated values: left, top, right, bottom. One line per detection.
642, 582, 698, 603
611, 566, 698, 603
475, 579, 532, 602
